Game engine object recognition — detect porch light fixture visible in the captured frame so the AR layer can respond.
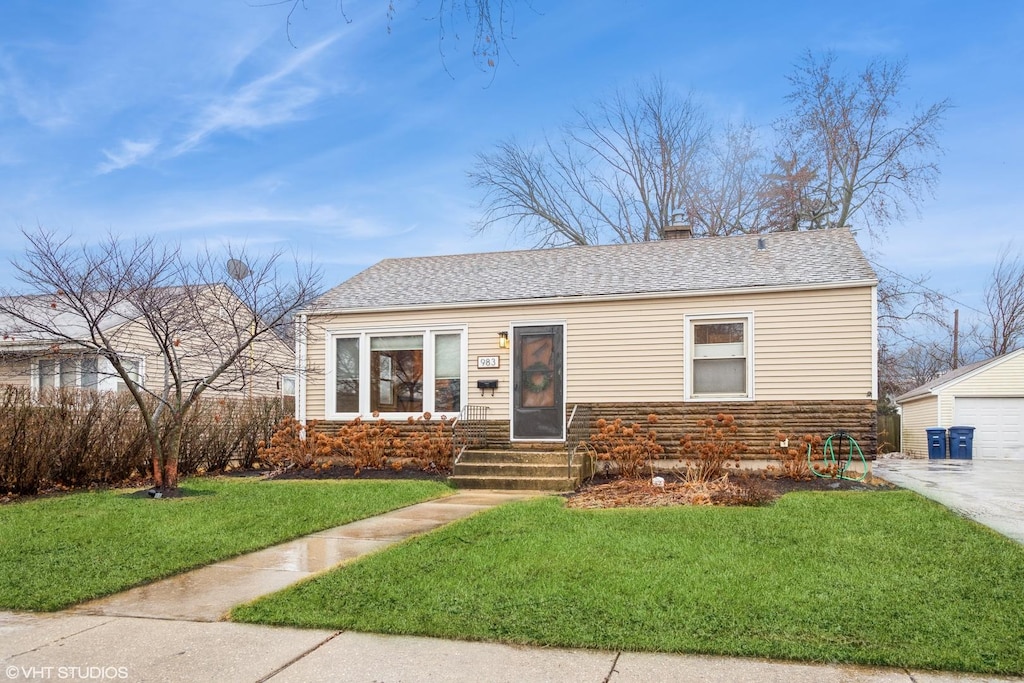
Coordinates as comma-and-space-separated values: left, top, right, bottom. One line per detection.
497, 331, 509, 349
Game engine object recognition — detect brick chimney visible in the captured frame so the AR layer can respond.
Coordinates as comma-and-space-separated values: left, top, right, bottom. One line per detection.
663, 210, 693, 240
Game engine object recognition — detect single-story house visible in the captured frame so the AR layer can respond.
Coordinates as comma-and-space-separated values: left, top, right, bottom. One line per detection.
897, 348, 1024, 459
0, 284, 295, 403
297, 226, 878, 462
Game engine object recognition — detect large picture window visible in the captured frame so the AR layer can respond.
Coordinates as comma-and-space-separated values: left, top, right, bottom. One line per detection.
686, 315, 752, 400
330, 328, 465, 417
371, 335, 423, 413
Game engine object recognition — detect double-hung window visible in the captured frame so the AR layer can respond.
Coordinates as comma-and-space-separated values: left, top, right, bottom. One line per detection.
35, 354, 141, 393
686, 314, 753, 400
330, 327, 466, 418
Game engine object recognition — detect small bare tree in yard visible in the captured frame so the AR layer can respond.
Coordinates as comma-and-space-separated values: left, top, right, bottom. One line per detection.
0, 229, 321, 494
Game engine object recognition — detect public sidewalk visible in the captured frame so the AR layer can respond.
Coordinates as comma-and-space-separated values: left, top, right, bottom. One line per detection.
1, 489, 1021, 682
2, 613, 1018, 682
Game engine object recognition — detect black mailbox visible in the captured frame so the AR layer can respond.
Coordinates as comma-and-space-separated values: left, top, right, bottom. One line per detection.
477, 379, 498, 396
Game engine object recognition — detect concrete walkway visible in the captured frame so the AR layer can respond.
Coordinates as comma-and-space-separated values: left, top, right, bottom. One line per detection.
71, 491, 539, 622
873, 458, 1024, 544
2, 487, 1021, 682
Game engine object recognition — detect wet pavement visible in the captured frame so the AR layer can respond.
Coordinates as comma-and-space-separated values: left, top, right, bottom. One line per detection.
873, 457, 1024, 544
3, 612, 1019, 682
70, 491, 540, 622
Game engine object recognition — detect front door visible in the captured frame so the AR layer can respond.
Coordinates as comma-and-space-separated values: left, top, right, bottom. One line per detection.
512, 325, 564, 440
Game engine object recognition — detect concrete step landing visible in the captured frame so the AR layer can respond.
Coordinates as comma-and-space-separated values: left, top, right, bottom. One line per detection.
451, 449, 583, 492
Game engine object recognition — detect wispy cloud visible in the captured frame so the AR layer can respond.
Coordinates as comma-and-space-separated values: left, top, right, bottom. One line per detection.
0, 54, 74, 131
170, 33, 342, 157
96, 138, 159, 174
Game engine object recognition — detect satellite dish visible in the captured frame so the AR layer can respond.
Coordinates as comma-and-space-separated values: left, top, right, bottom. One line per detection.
226, 258, 251, 281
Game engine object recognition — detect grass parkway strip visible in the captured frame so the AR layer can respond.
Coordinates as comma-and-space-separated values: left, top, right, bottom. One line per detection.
0, 477, 451, 611
233, 491, 1024, 676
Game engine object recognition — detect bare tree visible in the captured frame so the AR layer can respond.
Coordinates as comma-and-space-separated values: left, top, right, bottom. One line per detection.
262, 0, 523, 74
980, 244, 1024, 357
866, 258, 952, 404
470, 77, 711, 245
775, 51, 951, 234
687, 122, 774, 236
0, 229, 321, 493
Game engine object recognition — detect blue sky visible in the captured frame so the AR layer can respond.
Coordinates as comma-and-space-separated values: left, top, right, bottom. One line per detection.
1, 0, 1021, 332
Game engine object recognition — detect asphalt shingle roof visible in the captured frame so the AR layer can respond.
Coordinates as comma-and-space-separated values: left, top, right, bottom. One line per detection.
313, 228, 877, 312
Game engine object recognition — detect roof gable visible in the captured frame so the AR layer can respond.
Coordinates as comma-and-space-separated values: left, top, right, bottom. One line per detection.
314, 228, 876, 312
896, 348, 1024, 402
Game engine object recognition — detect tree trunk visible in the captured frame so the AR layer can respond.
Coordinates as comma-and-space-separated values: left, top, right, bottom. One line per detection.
159, 423, 183, 491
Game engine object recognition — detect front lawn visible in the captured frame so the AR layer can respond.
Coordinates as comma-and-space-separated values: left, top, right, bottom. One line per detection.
0, 477, 450, 611
233, 491, 1024, 675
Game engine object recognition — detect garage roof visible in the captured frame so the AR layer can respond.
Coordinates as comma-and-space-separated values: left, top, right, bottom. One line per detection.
896, 348, 1024, 402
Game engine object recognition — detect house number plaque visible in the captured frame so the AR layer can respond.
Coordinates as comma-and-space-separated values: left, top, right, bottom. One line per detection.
477, 356, 500, 369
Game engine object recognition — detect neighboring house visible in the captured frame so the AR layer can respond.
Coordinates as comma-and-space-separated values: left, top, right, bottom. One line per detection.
897, 349, 1024, 459
297, 226, 878, 457
0, 284, 295, 402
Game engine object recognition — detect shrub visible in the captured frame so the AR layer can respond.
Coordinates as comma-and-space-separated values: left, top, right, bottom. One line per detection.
403, 413, 454, 472
588, 414, 665, 479
333, 414, 403, 474
0, 386, 288, 495
258, 417, 334, 470
178, 397, 286, 474
680, 413, 748, 483
766, 430, 816, 480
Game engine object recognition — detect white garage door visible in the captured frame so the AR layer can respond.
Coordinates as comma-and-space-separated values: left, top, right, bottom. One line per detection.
953, 397, 1024, 459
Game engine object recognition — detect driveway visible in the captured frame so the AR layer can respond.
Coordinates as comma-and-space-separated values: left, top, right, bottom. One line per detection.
873, 458, 1024, 544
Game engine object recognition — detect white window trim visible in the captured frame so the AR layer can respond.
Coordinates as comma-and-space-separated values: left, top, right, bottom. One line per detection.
325, 325, 468, 421
31, 352, 146, 394
684, 312, 755, 402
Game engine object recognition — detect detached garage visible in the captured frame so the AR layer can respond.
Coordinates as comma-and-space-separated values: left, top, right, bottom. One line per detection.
897, 349, 1024, 459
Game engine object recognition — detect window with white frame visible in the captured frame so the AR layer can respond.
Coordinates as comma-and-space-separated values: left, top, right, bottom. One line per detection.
330, 328, 465, 417
35, 354, 141, 393
686, 315, 752, 400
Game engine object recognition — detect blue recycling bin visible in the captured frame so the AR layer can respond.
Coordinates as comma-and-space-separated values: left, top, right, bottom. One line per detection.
926, 427, 947, 459
948, 426, 975, 459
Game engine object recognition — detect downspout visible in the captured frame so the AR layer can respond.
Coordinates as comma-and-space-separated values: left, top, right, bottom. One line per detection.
296, 313, 307, 424
871, 284, 878, 402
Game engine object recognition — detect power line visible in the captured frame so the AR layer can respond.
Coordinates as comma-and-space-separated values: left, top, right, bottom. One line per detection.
867, 258, 987, 316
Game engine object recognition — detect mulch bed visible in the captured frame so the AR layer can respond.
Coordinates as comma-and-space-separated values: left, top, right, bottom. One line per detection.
565, 470, 896, 509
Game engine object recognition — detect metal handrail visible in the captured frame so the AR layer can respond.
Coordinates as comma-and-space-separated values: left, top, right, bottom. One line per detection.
565, 403, 593, 481
452, 404, 489, 466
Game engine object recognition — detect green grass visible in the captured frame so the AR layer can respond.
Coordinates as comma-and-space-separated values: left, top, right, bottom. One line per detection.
233, 491, 1024, 675
0, 477, 451, 611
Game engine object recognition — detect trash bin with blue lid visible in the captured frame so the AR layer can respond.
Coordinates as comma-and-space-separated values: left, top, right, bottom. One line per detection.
926, 427, 947, 459
948, 426, 975, 459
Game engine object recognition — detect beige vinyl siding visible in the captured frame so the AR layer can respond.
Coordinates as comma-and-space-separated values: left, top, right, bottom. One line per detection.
104, 309, 293, 399
305, 285, 874, 421
900, 394, 939, 457
0, 357, 32, 389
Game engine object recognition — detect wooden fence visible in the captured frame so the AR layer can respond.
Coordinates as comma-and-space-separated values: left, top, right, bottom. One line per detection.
877, 413, 901, 453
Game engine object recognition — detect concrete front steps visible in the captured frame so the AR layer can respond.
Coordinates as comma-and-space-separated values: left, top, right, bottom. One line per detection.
450, 449, 584, 492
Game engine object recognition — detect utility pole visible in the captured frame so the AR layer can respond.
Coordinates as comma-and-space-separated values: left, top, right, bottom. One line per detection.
952, 308, 959, 370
